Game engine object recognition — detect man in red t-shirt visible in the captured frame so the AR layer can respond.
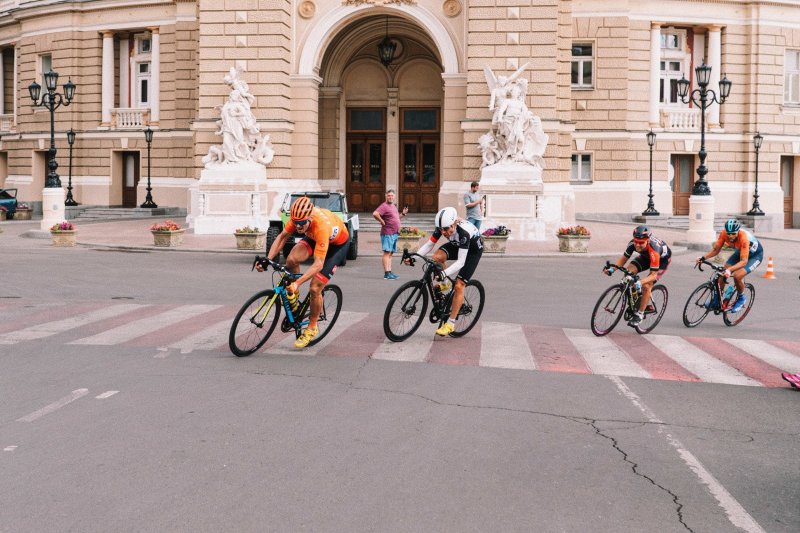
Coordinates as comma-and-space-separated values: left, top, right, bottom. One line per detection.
372, 189, 408, 280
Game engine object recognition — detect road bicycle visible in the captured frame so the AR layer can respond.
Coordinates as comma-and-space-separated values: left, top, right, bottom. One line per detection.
682, 258, 755, 328
590, 261, 669, 336
228, 256, 343, 356
383, 249, 485, 342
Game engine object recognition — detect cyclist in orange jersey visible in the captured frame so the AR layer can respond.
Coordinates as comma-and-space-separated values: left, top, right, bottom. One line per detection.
261, 196, 350, 348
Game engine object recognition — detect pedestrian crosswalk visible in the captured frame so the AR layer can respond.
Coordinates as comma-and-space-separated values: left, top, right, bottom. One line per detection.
2, 302, 799, 388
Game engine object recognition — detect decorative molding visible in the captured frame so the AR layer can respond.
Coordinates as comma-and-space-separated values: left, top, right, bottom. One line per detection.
442, 0, 461, 17
342, 0, 416, 5
298, 1, 316, 18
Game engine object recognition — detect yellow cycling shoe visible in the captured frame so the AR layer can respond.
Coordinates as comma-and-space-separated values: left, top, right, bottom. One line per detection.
294, 326, 319, 348
435, 321, 455, 337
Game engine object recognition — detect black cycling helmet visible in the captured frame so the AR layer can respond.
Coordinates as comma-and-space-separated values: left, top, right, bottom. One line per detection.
633, 225, 651, 240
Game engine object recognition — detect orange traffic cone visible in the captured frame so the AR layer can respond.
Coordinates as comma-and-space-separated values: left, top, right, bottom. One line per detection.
763, 257, 776, 279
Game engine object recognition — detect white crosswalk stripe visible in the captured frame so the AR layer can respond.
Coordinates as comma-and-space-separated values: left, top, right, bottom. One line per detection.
724, 338, 800, 373
645, 334, 762, 387
268, 311, 368, 356
0, 304, 146, 344
373, 321, 438, 362
165, 319, 232, 354
564, 328, 650, 378
480, 322, 535, 370
69, 305, 221, 346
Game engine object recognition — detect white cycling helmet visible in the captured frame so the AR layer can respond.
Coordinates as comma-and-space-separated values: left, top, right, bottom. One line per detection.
435, 207, 458, 229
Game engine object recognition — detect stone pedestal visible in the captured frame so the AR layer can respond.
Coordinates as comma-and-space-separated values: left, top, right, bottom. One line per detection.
479, 162, 546, 240
40, 187, 66, 231
686, 195, 716, 244
190, 162, 272, 235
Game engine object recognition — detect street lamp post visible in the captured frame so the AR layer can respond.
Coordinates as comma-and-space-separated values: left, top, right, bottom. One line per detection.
140, 127, 157, 208
747, 132, 764, 216
676, 64, 732, 196
28, 70, 76, 188
642, 130, 659, 216
64, 128, 78, 206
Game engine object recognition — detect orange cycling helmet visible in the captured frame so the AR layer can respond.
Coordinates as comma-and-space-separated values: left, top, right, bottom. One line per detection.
290, 196, 314, 221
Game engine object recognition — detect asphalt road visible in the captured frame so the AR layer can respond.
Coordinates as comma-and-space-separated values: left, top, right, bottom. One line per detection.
1, 248, 798, 532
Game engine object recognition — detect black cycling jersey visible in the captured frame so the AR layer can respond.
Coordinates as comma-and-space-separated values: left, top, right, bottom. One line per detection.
430, 220, 482, 252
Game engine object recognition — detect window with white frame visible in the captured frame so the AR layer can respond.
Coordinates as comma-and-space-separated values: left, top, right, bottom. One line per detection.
132, 34, 151, 108
571, 154, 592, 182
785, 50, 800, 105
660, 29, 690, 106
39, 54, 52, 87
571, 43, 593, 88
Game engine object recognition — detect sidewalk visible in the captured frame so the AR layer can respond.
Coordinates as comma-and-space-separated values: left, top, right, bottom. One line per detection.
3, 216, 800, 270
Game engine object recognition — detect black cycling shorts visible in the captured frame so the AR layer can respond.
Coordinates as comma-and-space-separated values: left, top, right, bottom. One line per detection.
631, 251, 672, 280
298, 235, 351, 283
438, 240, 483, 282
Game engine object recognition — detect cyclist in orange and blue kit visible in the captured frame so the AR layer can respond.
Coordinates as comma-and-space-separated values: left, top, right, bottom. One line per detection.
696, 218, 763, 313
604, 225, 672, 327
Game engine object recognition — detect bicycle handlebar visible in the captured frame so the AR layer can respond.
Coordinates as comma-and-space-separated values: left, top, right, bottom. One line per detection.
603, 260, 638, 282
401, 249, 449, 279
695, 257, 726, 274
252, 256, 301, 282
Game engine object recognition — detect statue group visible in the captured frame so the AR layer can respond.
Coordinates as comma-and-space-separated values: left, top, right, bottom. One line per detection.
480, 64, 548, 169
202, 66, 274, 168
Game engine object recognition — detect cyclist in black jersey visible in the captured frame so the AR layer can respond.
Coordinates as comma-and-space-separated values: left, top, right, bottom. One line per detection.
604, 225, 672, 327
410, 206, 484, 336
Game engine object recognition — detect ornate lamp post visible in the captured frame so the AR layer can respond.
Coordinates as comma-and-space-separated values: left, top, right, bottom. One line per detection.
140, 126, 157, 208
676, 64, 732, 196
747, 132, 764, 216
28, 70, 76, 188
642, 130, 659, 216
64, 128, 78, 206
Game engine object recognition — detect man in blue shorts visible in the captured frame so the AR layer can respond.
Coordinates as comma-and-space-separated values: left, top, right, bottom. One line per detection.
373, 189, 408, 280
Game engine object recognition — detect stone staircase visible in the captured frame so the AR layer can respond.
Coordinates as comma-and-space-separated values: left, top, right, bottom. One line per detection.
356, 212, 435, 233
67, 206, 186, 222
631, 214, 753, 231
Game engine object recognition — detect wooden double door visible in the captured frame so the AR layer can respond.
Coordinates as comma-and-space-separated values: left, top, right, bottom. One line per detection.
671, 154, 695, 215
400, 136, 439, 213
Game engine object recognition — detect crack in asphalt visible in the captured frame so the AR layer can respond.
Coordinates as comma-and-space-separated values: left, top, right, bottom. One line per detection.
588, 419, 694, 532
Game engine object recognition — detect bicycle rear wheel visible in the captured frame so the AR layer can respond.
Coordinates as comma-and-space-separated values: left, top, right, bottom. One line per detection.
229, 289, 281, 357
306, 284, 343, 347
683, 282, 713, 328
590, 285, 625, 336
635, 285, 668, 334
384, 280, 428, 342
723, 283, 755, 327
448, 279, 485, 338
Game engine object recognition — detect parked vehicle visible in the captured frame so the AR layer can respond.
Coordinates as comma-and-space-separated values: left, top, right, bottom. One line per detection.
266, 191, 359, 263
0, 188, 18, 217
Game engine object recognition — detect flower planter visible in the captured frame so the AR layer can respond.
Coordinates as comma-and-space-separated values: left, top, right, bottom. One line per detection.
482, 235, 509, 253
234, 231, 266, 250
51, 230, 77, 247
397, 235, 425, 253
151, 229, 186, 247
558, 235, 591, 253
14, 208, 32, 220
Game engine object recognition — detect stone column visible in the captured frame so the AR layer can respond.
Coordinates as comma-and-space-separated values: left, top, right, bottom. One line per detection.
319, 87, 341, 185
12, 44, 17, 122
119, 36, 129, 108
289, 75, 321, 181
101, 31, 114, 126
649, 23, 662, 127
386, 88, 399, 192
0, 48, 5, 115
707, 25, 722, 128
439, 73, 467, 208
149, 27, 160, 124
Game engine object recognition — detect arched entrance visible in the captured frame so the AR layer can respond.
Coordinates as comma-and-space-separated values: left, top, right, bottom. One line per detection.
316, 13, 446, 213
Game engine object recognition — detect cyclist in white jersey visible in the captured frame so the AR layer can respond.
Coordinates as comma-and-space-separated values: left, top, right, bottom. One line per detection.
411, 207, 484, 336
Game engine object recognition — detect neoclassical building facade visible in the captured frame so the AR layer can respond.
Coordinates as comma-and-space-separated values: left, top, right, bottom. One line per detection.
0, 0, 798, 228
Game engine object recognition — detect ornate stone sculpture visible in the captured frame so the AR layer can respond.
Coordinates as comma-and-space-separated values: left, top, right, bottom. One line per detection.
480, 64, 548, 169
202, 66, 274, 168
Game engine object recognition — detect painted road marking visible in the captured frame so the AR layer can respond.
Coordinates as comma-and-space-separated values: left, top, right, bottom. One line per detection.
16, 389, 89, 422
480, 322, 535, 370
0, 304, 145, 344
564, 328, 649, 378
724, 338, 800, 374
95, 391, 119, 399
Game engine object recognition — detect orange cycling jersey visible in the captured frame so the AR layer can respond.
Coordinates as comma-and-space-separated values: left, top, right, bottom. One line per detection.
285, 207, 349, 260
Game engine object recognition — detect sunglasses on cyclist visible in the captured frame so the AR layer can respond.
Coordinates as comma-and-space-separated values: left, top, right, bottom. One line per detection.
726, 231, 738, 238
633, 238, 648, 245
294, 219, 310, 227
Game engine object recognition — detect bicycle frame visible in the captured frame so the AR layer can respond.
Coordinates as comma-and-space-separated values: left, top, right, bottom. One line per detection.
604, 261, 641, 317
695, 258, 735, 313
252, 256, 310, 333
401, 249, 454, 320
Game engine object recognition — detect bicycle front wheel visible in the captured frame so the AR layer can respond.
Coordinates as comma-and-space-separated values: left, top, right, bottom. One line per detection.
590, 285, 625, 336
306, 284, 343, 347
229, 289, 281, 357
635, 285, 668, 334
448, 279, 485, 338
723, 283, 755, 327
683, 282, 712, 328
384, 280, 428, 342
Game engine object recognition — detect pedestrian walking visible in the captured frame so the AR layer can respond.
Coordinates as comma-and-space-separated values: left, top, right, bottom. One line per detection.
373, 189, 407, 280
464, 181, 484, 230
